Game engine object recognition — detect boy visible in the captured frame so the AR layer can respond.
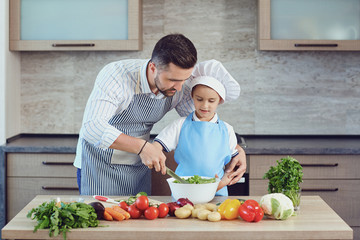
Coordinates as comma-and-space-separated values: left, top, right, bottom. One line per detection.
153, 76, 240, 196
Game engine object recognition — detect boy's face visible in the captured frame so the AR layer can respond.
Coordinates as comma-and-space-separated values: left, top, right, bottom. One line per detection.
192, 84, 221, 121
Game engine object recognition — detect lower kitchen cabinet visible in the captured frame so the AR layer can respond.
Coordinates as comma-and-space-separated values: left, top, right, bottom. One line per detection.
249, 154, 360, 240
6, 153, 78, 221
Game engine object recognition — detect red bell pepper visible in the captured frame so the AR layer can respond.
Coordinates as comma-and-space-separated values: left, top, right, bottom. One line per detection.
238, 199, 264, 222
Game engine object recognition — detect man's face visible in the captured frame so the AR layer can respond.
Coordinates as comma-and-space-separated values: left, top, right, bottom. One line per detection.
154, 63, 194, 97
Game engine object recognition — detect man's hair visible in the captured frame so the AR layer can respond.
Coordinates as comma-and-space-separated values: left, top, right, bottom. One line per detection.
151, 34, 197, 71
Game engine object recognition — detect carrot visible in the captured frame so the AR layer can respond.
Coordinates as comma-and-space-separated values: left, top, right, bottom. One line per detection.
103, 210, 113, 221
105, 207, 125, 221
111, 205, 131, 220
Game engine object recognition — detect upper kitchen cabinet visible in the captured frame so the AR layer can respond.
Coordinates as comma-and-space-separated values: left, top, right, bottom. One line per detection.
258, 0, 360, 51
9, 0, 142, 51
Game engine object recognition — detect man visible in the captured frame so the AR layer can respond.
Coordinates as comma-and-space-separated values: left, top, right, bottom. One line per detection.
74, 34, 246, 195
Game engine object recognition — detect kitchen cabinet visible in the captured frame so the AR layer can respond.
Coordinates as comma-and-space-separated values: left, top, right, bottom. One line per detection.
249, 154, 360, 240
9, 0, 142, 51
258, 0, 360, 51
6, 153, 78, 221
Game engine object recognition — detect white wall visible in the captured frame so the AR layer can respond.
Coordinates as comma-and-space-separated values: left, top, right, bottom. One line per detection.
0, 0, 21, 145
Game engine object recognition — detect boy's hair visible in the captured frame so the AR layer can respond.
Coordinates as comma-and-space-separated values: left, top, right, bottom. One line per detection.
151, 34, 197, 71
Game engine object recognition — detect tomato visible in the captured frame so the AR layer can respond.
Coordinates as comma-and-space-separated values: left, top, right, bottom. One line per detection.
157, 203, 169, 218
128, 204, 142, 219
135, 195, 149, 211
144, 206, 159, 220
118, 201, 129, 212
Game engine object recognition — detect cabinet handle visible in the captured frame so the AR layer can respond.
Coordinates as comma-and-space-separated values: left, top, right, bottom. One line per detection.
52, 43, 95, 47
301, 163, 338, 167
42, 186, 79, 191
302, 188, 339, 192
42, 161, 73, 166
294, 43, 338, 47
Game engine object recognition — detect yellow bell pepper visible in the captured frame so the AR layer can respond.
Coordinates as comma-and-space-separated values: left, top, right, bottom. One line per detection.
217, 199, 241, 220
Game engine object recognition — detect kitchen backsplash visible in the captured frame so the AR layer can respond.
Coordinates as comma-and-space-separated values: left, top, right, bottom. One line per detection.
20, 0, 360, 135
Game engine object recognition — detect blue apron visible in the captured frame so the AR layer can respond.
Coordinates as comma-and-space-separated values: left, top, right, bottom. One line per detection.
174, 112, 231, 196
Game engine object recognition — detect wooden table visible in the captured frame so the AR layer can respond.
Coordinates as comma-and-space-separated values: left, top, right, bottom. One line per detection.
1, 195, 353, 240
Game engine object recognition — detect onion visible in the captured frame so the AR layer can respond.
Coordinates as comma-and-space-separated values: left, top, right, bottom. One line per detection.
167, 202, 181, 216
176, 198, 194, 207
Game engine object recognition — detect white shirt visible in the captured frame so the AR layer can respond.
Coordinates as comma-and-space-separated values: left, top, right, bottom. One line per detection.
154, 113, 239, 157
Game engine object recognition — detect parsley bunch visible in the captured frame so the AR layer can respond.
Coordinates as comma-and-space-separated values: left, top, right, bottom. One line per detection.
263, 156, 303, 207
27, 200, 99, 240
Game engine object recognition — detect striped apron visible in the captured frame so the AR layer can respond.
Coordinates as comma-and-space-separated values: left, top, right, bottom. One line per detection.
81, 77, 173, 196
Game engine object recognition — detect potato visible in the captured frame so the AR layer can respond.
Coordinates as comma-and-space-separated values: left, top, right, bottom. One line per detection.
194, 204, 206, 209
197, 209, 211, 220
191, 208, 201, 218
207, 212, 221, 222
175, 207, 192, 219
205, 203, 217, 212
183, 204, 194, 211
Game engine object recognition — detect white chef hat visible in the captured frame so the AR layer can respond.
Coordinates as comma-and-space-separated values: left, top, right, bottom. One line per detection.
190, 76, 227, 104
189, 59, 240, 103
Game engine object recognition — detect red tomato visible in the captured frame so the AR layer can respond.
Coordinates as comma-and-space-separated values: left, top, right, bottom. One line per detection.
157, 203, 169, 218
144, 206, 159, 220
128, 204, 142, 219
135, 195, 149, 211
118, 201, 129, 212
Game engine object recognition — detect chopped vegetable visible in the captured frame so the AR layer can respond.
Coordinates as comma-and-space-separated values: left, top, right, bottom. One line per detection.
217, 199, 241, 220
238, 200, 264, 222
260, 193, 294, 220
27, 200, 99, 240
174, 175, 216, 184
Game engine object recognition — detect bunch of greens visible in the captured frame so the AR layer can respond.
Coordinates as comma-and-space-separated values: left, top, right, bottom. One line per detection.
174, 175, 216, 184
263, 156, 303, 208
27, 200, 99, 240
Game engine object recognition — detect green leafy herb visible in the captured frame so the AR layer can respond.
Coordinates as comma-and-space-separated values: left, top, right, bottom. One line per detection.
263, 156, 303, 207
27, 200, 99, 240
174, 175, 216, 184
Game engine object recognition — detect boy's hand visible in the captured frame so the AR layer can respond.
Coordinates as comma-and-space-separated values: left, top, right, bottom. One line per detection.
225, 144, 246, 185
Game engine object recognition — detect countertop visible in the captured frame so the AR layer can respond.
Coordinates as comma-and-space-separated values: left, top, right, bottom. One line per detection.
2, 133, 360, 155
1, 195, 353, 240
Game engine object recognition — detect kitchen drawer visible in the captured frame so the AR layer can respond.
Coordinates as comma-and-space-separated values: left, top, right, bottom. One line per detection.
7, 153, 76, 177
250, 155, 359, 179
250, 179, 360, 226
7, 177, 78, 221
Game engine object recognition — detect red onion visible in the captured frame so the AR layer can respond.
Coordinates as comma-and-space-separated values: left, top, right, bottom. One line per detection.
167, 202, 181, 216
176, 198, 194, 207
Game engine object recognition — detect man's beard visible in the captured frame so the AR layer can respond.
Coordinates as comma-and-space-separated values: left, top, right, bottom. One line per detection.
154, 73, 177, 97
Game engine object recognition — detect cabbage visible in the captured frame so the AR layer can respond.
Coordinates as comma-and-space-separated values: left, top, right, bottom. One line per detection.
259, 193, 294, 220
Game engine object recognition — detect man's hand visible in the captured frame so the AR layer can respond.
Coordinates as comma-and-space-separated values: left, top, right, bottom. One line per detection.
139, 141, 167, 175
225, 144, 246, 185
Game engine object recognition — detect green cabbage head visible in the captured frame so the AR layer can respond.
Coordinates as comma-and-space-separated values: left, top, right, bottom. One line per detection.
259, 193, 294, 220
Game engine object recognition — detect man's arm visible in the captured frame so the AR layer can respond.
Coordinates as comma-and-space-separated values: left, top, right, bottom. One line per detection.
110, 134, 167, 175
225, 144, 246, 185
